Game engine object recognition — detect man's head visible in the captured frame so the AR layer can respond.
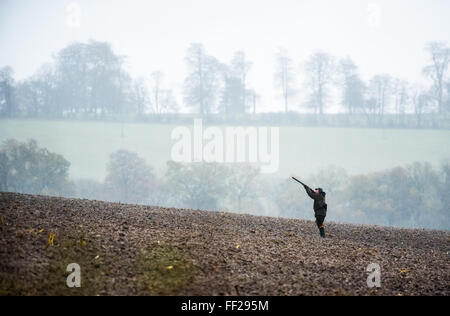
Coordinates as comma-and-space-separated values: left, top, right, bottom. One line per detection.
315, 188, 325, 196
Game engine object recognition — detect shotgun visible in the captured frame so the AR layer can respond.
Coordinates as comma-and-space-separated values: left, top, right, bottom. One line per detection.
292, 177, 311, 190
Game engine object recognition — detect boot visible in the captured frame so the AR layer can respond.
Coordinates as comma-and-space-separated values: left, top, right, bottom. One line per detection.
319, 226, 326, 238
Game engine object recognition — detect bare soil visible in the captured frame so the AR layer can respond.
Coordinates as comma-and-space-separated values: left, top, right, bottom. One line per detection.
0, 192, 448, 296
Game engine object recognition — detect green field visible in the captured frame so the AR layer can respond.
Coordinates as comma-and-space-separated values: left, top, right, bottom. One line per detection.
1, 119, 449, 181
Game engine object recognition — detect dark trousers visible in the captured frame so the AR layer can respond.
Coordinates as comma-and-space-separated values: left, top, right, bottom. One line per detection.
315, 215, 326, 237
315, 215, 325, 228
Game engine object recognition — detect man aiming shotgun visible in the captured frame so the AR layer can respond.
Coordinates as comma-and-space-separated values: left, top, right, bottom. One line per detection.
292, 177, 327, 238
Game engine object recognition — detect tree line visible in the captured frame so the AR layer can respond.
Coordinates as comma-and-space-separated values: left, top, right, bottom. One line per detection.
1, 139, 448, 230
0, 40, 449, 128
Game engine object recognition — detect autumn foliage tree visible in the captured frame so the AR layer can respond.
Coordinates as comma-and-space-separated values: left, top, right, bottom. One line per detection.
0, 139, 72, 195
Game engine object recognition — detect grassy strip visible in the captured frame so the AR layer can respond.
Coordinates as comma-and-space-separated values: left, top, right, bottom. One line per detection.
136, 242, 193, 295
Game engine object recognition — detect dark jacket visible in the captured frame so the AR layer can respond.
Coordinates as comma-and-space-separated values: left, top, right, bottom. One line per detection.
306, 187, 327, 217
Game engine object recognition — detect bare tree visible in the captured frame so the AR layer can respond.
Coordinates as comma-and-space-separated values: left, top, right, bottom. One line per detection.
391, 78, 409, 126
275, 48, 296, 112
366, 74, 392, 125
231, 51, 252, 112
412, 85, 432, 128
159, 89, 178, 113
17, 65, 60, 118
0, 67, 15, 117
220, 75, 244, 115
218, 63, 245, 115
150, 71, 164, 114
228, 164, 260, 210
183, 43, 220, 116
304, 51, 334, 116
339, 57, 365, 114
149, 71, 178, 114
165, 161, 231, 210
104, 150, 155, 204
445, 81, 450, 111
247, 88, 260, 115
423, 41, 449, 114
132, 77, 150, 115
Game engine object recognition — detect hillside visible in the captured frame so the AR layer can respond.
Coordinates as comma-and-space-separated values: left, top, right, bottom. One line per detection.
2, 119, 449, 181
0, 192, 448, 296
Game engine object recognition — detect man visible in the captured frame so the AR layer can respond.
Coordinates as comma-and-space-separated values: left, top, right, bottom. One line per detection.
304, 186, 327, 238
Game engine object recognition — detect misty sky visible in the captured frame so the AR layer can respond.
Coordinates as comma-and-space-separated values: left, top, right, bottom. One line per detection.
1, 0, 449, 112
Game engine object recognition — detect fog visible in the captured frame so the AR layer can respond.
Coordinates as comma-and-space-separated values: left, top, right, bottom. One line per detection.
0, 0, 449, 230
2, 0, 450, 111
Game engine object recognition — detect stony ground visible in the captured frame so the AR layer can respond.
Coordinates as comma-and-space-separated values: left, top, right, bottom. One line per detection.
0, 192, 448, 296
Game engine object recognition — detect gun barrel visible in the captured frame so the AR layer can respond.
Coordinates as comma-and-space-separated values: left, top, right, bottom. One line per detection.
292, 177, 307, 187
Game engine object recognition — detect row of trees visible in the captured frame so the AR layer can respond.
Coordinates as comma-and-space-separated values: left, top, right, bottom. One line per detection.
182, 42, 450, 127
0, 41, 178, 120
75, 153, 260, 213
273, 43, 450, 127
0, 41, 449, 127
183, 44, 256, 117
0, 139, 260, 212
1, 139, 448, 230
275, 164, 449, 230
